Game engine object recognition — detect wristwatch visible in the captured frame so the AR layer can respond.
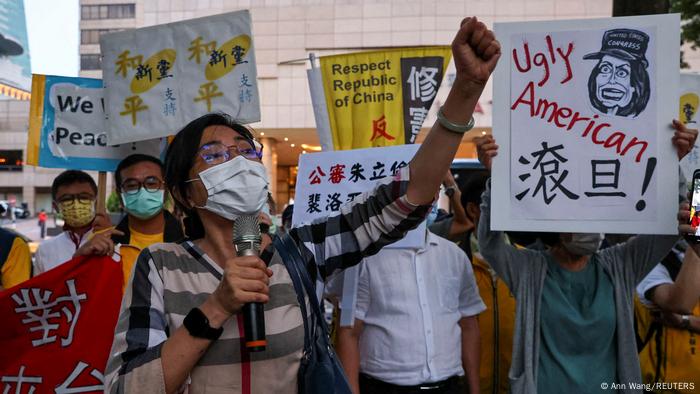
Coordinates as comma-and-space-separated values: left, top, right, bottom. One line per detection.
444, 186, 457, 198
680, 314, 691, 330
183, 307, 224, 340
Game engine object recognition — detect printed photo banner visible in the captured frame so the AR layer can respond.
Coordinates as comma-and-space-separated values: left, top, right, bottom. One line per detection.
100, 10, 260, 145
318, 47, 451, 150
679, 72, 700, 181
27, 74, 166, 172
293, 144, 426, 249
491, 14, 680, 235
0, 255, 122, 393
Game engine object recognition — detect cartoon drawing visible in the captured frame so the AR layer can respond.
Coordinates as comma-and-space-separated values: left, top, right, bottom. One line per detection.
584, 29, 650, 118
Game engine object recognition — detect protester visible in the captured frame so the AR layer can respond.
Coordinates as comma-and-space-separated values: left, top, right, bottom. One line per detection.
33, 170, 112, 275
333, 228, 485, 394
635, 241, 700, 389
37, 209, 47, 239
428, 171, 473, 241
74, 154, 184, 288
473, 120, 697, 394
0, 211, 31, 290
105, 17, 501, 393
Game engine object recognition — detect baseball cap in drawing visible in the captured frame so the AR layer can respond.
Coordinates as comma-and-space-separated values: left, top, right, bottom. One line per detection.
583, 28, 649, 68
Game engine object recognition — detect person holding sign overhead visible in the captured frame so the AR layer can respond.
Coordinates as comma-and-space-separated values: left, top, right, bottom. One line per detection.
105, 16, 501, 394
473, 119, 697, 394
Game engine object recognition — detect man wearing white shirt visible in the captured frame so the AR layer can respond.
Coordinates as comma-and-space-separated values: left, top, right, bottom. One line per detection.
335, 230, 485, 394
34, 170, 110, 274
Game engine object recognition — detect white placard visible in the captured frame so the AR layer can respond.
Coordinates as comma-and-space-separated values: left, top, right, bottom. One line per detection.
293, 144, 426, 249
492, 14, 679, 235
100, 10, 260, 145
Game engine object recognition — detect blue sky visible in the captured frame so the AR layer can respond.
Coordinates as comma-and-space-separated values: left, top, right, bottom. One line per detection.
25, 0, 79, 76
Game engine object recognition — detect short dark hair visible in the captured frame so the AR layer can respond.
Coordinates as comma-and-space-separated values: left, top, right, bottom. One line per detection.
51, 170, 98, 200
165, 113, 256, 239
587, 58, 650, 117
115, 154, 164, 191
460, 170, 490, 209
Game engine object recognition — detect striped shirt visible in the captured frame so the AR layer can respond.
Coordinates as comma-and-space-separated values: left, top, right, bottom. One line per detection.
105, 166, 429, 393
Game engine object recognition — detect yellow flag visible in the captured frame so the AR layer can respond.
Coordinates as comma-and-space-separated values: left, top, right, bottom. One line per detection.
320, 47, 451, 150
26, 74, 46, 166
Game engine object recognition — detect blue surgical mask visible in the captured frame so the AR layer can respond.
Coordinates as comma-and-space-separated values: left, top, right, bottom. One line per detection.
122, 189, 164, 220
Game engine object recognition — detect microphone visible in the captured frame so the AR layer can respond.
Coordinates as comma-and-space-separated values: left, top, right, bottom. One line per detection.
233, 215, 266, 352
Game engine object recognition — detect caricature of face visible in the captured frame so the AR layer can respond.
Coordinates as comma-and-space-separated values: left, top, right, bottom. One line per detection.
594, 55, 634, 112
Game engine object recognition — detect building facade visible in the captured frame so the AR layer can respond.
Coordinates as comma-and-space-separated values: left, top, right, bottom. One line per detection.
3, 0, 698, 214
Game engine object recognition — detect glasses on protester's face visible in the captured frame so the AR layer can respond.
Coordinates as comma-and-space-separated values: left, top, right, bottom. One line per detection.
197, 138, 263, 165
121, 176, 164, 195
55, 193, 95, 206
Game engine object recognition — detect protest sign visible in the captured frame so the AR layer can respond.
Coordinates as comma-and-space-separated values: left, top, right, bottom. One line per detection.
314, 47, 451, 150
293, 144, 425, 248
679, 72, 700, 181
27, 74, 165, 172
0, 0, 31, 99
0, 255, 122, 393
491, 14, 679, 234
100, 10, 260, 145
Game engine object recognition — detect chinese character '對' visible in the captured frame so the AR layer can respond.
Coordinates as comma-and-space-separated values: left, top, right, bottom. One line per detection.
115, 50, 143, 78
193, 82, 224, 112
516, 141, 579, 204
370, 115, 395, 142
120, 96, 149, 126
11, 279, 87, 347
188, 37, 217, 64
308, 166, 326, 185
407, 66, 439, 102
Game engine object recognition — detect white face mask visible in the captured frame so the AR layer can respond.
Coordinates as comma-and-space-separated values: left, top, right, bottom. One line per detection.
562, 233, 603, 256
188, 155, 269, 221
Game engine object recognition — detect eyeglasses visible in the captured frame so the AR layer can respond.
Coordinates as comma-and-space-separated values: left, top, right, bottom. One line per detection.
197, 139, 263, 165
56, 194, 95, 206
121, 176, 164, 195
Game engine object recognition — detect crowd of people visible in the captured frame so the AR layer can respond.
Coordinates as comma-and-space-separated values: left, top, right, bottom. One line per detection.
1, 16, 700, 394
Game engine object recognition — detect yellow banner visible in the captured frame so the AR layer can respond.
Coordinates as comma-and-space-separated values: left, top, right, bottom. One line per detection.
26, 74, 46, 166
320, 46, 451, 150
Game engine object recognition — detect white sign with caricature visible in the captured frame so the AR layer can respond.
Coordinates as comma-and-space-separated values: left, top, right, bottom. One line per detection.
491, 14, 680, 234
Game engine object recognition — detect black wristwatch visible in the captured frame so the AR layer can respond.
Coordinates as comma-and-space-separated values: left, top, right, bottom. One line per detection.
444, 186, 457, 198
183, 307, 224, 340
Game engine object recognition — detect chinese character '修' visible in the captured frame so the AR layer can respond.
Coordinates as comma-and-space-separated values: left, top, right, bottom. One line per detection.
516, 142, 579, 204
407, 66, 439, 102
11, 279, 87, 347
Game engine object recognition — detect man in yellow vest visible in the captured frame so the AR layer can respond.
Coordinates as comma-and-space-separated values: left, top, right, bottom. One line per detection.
635, 240, 700, 393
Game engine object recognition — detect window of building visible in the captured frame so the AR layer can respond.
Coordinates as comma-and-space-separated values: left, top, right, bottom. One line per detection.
81, 54, 102, 70
81, 29, 126, 44
0, 150, 23, 171
81, 4, 134, 20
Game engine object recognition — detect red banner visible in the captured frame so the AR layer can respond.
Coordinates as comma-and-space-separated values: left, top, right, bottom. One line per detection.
0, 255, 122, 393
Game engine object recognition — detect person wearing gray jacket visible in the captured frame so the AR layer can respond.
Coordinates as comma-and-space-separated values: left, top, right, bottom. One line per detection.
472, 120, 696, 394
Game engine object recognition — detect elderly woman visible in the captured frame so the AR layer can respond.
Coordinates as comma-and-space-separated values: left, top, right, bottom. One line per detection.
473, 120, 698, 394
105, 16, 501, 394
